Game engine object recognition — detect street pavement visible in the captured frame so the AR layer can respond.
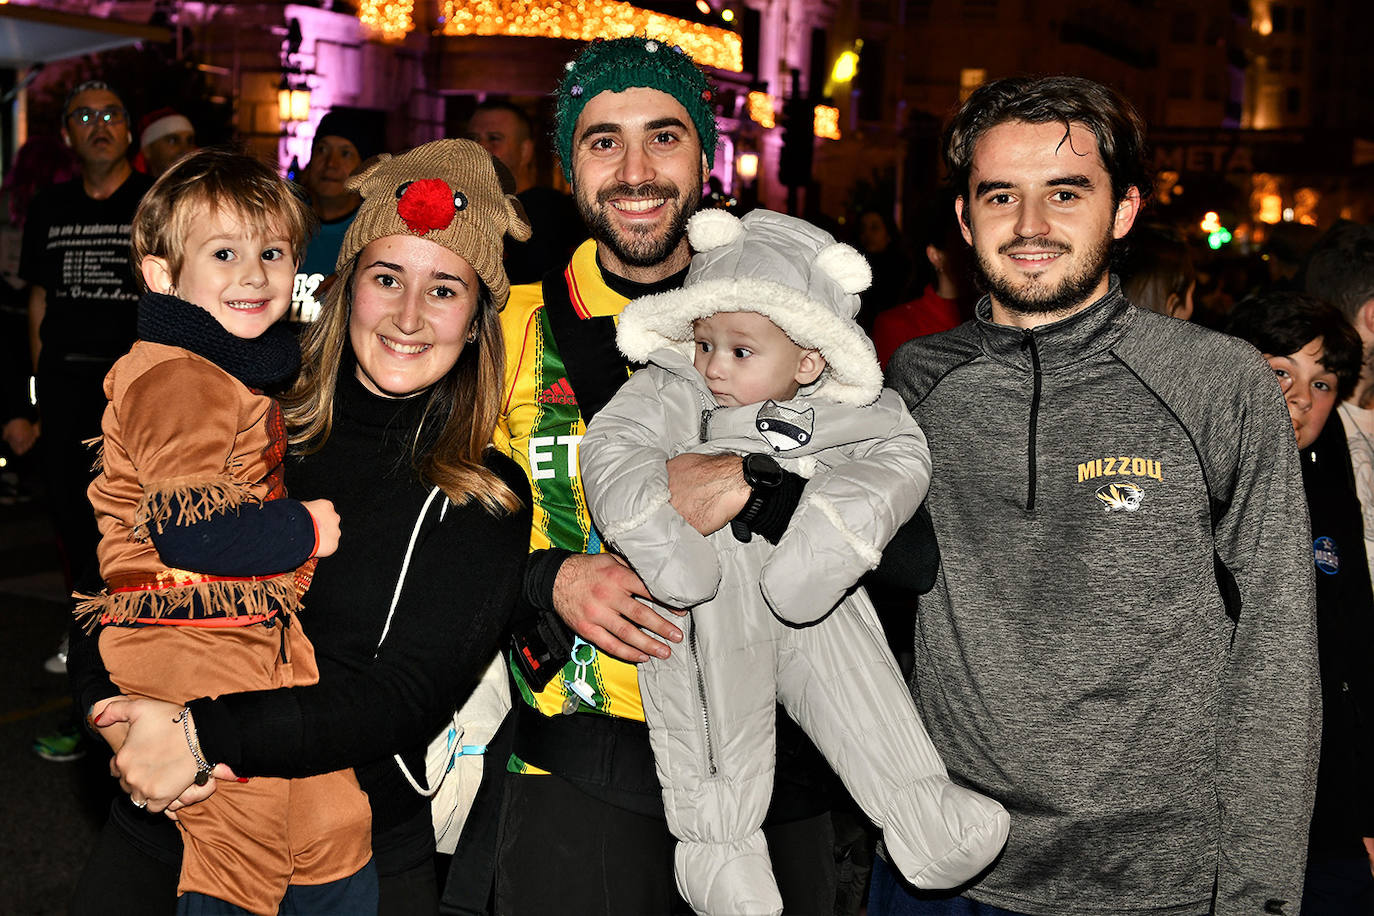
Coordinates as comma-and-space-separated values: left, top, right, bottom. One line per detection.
1, 481, 115, 914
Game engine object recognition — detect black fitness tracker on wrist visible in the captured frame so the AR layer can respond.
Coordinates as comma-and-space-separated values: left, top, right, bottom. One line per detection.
732, 453, 783, 542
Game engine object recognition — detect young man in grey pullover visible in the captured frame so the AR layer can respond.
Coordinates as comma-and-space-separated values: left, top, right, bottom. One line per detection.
876, 76, 1321, 916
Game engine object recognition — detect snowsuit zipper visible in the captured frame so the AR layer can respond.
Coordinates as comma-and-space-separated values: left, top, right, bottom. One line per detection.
687, 619, 718, 776
692, 392, 719, 775
1023, 332, 1042, 511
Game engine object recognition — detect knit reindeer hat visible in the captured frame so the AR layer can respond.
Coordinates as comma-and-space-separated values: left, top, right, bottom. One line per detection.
338, 139, 532, 307
617, 208, 883, 406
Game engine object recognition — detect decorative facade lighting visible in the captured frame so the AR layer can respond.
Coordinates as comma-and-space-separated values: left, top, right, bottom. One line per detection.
1293, 187, 1320, 226
278, 85, 311, 122
831, 50, 859, 84
1200, 212, 1231, 249
737, 151, 758, 180
439, 0, 744, 72
747, 90, 775, 128
359, 0, 415, 42
959, 67, 986, 102
1257, 193, 1283, 224
813, 105, 840, 140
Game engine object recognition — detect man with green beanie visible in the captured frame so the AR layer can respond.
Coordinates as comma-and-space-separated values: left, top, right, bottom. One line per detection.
489, 36, 839, 914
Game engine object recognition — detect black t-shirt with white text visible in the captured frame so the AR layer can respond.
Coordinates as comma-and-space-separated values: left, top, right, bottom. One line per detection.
19, 172, 152, 361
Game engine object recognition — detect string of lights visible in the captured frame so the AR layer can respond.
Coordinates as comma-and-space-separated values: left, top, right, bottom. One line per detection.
359, 0, 416, 42
813, 105, 839, 140
437, 0, 743, 72
747, 90, 776, 128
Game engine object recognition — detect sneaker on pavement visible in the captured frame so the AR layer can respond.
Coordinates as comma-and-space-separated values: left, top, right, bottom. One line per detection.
32, 725, 87, 762
43, 635, 69, 675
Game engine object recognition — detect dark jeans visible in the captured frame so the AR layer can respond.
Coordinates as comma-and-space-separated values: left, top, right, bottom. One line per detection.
866, 856, 1023, 916
867, 855, 1216, 916
176, 860, 377, 915
35, 355, 110, 586
1302, 851, 1374, 915
71, 807, 179, 916
495, 771, 836, 916
73, 800, 433, 916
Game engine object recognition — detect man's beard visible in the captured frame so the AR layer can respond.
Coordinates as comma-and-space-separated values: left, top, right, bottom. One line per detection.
973, 228, 1113, 316
576, 181, 696, 268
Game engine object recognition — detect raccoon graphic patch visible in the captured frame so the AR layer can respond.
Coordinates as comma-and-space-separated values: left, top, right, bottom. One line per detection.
756, 401, 814, 452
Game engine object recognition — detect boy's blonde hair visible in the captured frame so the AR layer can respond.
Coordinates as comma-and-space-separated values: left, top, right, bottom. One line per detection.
131, 147, 316, 288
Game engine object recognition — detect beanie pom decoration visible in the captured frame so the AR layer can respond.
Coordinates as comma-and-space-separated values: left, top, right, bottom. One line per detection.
814, 242, 873, 295
336, 139, 531, 309
687, 209, 744, 252
396, 178, 457, 235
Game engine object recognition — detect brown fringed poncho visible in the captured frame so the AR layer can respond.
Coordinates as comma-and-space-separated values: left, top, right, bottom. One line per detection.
77, 341, 310, 627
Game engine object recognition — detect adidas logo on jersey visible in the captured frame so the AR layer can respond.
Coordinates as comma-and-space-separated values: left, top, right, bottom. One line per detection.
538, 377, 577, 405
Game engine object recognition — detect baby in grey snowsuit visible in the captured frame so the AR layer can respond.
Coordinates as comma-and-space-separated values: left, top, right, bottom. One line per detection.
580, 209, 1010, 916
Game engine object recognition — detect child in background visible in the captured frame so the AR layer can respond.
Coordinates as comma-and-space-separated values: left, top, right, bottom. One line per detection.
78, 148, 374, 915
1226, 292, 1374, 913
1120, 227, 1197, 321
580, 209, 1009, 916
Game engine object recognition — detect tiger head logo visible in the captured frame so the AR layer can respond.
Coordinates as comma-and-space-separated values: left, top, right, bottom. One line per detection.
1095, 482, 1145, 512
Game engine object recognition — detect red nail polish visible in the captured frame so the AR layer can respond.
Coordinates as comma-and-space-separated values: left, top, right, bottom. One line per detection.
236, 777, 250, 783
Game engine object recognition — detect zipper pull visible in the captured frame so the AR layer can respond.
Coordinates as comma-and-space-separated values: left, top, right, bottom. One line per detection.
699, 408, 713, 442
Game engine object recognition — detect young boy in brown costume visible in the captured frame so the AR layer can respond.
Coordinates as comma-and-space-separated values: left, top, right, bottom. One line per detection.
78, 148, 375, 915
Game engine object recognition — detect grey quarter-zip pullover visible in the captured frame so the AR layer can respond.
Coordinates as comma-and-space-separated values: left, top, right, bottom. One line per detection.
887, 279, 1321, 916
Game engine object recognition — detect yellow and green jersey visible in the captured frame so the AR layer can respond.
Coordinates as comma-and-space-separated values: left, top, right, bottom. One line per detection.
494, 240, 645, 771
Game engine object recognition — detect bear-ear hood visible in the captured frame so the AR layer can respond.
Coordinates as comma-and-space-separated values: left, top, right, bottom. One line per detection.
616, 209, 883, 406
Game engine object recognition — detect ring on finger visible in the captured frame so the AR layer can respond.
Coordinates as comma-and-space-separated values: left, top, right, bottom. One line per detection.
132, 798, 147, 809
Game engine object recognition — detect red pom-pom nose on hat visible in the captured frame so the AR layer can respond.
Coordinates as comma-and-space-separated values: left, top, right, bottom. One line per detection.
396, 178, 457, 235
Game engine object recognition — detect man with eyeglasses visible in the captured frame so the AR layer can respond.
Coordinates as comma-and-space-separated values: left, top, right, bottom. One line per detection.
19, 79, 152, 626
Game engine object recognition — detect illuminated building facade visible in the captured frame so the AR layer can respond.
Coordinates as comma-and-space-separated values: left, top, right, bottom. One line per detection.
814, 0, 1371, 238
7, 0, 840, 213
5, 0, 1368, 231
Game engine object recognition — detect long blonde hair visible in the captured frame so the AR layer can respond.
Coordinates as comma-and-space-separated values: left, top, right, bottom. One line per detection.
282, 251, 521, 515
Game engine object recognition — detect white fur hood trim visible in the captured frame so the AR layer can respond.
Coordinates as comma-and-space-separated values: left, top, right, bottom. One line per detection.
617, 209, 884, 407
618, 277, 883, 406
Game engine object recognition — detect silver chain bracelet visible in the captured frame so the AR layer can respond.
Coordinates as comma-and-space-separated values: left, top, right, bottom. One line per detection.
174, 706, 215, 786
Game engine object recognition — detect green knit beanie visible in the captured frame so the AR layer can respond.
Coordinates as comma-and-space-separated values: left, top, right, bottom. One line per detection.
554, 36, 718, 183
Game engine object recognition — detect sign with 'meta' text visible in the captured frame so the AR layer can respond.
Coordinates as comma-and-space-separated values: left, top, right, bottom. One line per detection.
1148, 128, 1364, 175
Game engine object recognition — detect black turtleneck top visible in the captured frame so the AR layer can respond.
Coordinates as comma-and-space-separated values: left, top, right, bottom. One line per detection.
60, 363, 531, 874
187, 369, 531, 839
